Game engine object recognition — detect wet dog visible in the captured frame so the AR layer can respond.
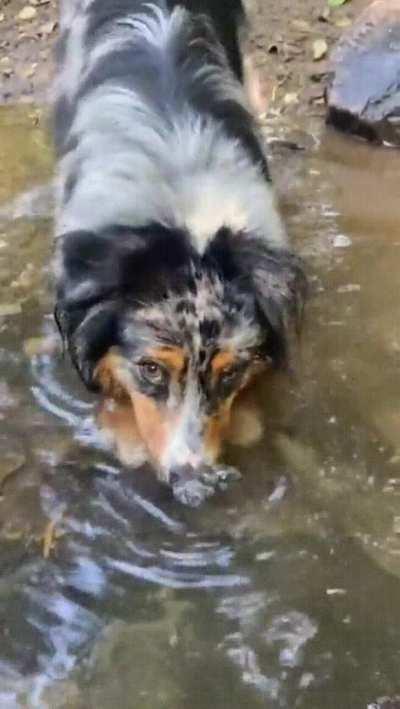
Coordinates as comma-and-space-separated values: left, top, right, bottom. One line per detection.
54, 0, 306, 505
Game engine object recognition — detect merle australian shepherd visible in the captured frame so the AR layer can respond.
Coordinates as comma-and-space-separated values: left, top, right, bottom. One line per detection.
53, 0, 306, 506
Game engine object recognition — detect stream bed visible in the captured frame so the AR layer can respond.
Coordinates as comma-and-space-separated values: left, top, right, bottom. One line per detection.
0, 105, 400, 709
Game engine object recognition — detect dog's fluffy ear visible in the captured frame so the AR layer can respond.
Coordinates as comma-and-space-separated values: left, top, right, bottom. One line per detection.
54, 228, 140, 389
207, 230, 307, 366
56, 229, 144, 308
249, 245, 307, 366
55, 297, 119, 390
54, 225, 191, 389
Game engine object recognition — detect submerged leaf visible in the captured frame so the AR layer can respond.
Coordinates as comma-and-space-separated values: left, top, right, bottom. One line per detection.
313, 38, 328, 60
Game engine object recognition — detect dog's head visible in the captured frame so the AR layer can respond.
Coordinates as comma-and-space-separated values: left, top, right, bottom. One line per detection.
55, 225, 306, 484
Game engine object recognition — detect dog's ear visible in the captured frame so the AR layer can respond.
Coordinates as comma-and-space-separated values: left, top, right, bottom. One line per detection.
54, 225, 192, 389
56, 225, 192, 308
55, 297, 119, 390
249, 245, 307, 366
54, 228, 138, 389
207, 230, 307, 366
56, 229, 143, 308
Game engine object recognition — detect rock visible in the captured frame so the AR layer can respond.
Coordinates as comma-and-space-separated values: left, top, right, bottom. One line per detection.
0, 302, 22, 317
326, 0, 400, 145
367, 698, 400, 709
333, 233, 352, 248
39, 21, 57, 36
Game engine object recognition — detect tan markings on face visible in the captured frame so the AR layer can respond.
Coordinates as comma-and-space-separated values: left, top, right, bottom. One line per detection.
147, 347, 186, 379
210, 350, 235, 376
129, 390, 178, 471
227, 387, 264, 448
95, 349, 181, 472
98, 399, 147, 467
204, 358, 269, 460
94, 350, 131, 401
239, 358, 267, 392
204, 396, 236, 462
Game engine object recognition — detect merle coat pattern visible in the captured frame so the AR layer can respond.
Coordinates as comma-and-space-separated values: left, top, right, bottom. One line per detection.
54, 0, 306, 506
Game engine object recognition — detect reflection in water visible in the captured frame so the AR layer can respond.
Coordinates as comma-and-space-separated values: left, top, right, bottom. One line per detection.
1, 107, 400, 708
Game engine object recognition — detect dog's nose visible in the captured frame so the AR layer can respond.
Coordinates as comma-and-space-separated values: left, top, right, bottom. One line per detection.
169, 464, 200, 485
169, 465, 214, 508
169, 464, 242, 507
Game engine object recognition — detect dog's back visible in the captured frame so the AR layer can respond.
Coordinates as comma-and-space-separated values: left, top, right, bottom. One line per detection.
54, 0, 285, 249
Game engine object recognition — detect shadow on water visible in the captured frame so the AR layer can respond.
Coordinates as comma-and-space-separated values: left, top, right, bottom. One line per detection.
1, 105, 400, 708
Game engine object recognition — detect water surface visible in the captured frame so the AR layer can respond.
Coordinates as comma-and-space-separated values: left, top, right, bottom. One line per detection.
0, 105, 400, 709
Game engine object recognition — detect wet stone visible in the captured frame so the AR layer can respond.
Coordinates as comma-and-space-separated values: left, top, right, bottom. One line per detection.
368, 698, 400, 709
326, 0, 400, 145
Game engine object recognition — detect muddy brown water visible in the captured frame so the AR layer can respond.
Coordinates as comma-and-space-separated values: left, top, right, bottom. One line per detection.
0, 104, 400, 709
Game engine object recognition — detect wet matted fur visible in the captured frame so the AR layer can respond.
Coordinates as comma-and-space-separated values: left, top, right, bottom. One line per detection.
54, 0, 307, 505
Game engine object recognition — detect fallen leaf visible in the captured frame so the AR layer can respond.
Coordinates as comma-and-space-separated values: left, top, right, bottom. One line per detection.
291, 19, 312, 33
313, 38, 328, 61
3, 529, 25, 541
0, 381, 18, 410
334, 16, 352, 28
284, 92, 299, 105
304, 85, 325, 103
328, 0, 349, 6
43, 519, 56, 559
283, 41, 303, 57
17, 6, 37, 21
24, 63, 37, 79
0, 303, 22, 317
0, 56, 12, 77
319, 8, 331, 22
0, 453, 25, 489
308, 59, 330, 81
23, 335, 59, 358
333, 234, 352, 248
11, 263, 35, 289
0, 13, 5, 22
39, 20, 57, 35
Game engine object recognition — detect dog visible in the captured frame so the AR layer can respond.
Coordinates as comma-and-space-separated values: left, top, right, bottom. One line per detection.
53, 0, 306, 506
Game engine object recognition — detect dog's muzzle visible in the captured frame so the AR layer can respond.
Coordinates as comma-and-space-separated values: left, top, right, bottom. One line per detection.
170, 464, 242, 508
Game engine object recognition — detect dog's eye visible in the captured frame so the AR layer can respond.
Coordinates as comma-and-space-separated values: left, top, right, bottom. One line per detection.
139, 360, 164, 384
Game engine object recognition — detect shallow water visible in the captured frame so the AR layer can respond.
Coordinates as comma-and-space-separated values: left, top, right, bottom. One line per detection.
0, 104, 400, 708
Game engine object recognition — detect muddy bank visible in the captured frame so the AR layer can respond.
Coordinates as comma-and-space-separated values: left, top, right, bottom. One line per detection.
0, 0, 369, 121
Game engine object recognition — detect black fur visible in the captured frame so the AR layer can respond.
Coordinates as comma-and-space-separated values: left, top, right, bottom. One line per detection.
56, 224, 306, 388
206, 230, 307, 366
